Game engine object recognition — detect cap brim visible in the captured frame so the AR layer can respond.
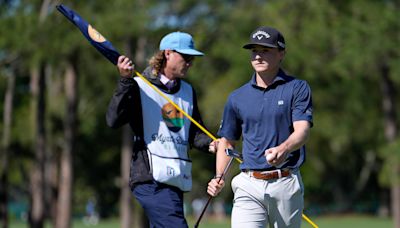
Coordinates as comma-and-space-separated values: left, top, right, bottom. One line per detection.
242, 43, 279, 49
175, 49, 204, 56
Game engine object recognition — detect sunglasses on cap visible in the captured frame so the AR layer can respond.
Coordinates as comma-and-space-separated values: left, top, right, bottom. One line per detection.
173, 51, 195, 63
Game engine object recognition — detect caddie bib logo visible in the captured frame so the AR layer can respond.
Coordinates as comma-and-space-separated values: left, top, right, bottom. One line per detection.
161, 103, 184, 132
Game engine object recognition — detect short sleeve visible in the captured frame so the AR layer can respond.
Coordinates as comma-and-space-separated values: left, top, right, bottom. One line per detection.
217, 95, 242, 140
292, 80, 313, 126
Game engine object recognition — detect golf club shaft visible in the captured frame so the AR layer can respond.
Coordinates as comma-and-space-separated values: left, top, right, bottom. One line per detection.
194, 156, 235, 228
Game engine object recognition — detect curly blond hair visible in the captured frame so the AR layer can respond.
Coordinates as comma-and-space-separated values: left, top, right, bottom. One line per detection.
149, 51, 166, 76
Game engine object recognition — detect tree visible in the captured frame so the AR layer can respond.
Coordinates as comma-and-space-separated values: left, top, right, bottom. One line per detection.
55, 60, 78, 228
29, 63, 46, 228
0, 57, 17, 228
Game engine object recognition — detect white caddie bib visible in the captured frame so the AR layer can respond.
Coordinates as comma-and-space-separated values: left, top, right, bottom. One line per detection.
135, 77, 194, 191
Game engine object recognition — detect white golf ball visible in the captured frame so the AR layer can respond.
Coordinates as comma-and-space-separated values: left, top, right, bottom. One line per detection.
266, 154, 274, 162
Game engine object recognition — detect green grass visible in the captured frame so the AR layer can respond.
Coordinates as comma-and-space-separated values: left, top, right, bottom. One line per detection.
10, 215, 393, 228
188, 215, 393, 228
307, 215, 392, 228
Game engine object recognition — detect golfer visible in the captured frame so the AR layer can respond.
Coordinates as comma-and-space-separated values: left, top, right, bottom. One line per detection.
106, 31, 217, 228
207, 26, 313, 228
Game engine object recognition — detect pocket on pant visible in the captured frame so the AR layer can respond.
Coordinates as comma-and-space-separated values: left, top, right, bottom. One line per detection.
231, 173, 241, 193
295, 172, 304, 195
279, 172, 303, 200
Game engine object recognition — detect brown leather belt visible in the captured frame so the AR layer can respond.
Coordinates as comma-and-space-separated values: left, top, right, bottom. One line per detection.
246, 169, 291, 180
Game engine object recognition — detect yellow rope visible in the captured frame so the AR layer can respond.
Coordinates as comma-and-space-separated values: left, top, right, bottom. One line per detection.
303, 214, 319, 228
134, 70, 318, 228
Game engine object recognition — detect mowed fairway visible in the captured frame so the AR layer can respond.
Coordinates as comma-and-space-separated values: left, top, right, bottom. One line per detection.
187, 215, 392, 228
10, 215, 392, 228
306, 215, 392, 228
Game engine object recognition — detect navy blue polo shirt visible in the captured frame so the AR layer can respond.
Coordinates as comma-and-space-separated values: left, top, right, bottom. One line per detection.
218, 69, 313, 170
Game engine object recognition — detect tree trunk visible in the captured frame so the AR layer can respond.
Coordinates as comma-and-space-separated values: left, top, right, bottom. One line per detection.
380, 63, 399, 227
44, 64, 59, 228
119, 34, 149, 228
56, 62, 78, 228
120, 126, 133, 228
134, 35, 150, 228
27, 2, 53, 227
29, 65, 46, 228
119, 36, 134, 228
0, 69, 16, 228
46, 151, 59, 228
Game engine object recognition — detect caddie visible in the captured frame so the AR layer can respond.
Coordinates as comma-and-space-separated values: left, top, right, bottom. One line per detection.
106, 31, 217, 228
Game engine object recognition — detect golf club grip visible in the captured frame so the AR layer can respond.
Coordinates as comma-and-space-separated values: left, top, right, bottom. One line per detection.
194, 156, 234, 228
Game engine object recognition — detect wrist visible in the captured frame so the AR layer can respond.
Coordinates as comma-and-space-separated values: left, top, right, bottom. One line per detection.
214, 174, 224, 179
279, 142, 290, 154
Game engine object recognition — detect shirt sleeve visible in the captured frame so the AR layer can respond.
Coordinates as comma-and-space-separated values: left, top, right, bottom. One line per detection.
217, 94, 242, 140
188, 87, 213, 152
292, 80, 313, 126
106, 77, 140, 129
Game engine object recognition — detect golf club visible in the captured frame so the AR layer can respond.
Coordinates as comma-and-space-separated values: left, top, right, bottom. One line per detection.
194, 148, 241, 228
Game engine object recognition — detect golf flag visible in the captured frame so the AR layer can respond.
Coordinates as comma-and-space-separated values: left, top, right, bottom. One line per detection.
56, 4, 121, 65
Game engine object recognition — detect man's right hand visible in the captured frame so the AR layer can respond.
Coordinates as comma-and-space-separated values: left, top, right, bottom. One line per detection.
117, 55, 134, 78
207, 177, 225, 197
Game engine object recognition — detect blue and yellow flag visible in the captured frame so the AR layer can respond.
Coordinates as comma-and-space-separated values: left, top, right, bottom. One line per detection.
56, 4, 120, 65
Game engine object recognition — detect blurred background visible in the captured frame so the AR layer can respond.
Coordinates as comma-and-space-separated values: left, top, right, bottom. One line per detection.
0, 0, 399, 227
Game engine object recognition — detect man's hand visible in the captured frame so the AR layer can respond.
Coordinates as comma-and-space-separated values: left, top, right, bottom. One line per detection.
207, 177, 225, 197
117, 55, 134, 78
208, 139, 220, 154
265, 120, 311, 166
264, 145, 288, 166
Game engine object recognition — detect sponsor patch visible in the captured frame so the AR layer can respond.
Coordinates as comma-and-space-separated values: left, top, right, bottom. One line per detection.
162, 103, 184, 132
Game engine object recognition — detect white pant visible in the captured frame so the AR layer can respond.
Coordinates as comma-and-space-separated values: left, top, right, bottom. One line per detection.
231, 170, 304, 228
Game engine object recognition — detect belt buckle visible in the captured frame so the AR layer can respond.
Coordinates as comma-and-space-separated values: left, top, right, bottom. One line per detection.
275, 169, 282, 178
246, 170, 257, 178
260, 169, 282, 179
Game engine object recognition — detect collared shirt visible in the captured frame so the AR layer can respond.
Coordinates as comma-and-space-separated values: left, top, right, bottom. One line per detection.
159, 74, 176, 89
218, 69, 313, 170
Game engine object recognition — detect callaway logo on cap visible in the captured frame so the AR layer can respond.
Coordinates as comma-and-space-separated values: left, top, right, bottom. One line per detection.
253, 30, 270, 40
243, 26, 286, 50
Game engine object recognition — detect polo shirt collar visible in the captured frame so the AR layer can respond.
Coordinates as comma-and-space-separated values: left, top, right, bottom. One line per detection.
159, 74, 174, 85
250, 68, 288, 89
142, 67, 181, 94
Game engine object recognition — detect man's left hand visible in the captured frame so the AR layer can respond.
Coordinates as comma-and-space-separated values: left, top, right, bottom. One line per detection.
264, 145, 288, 166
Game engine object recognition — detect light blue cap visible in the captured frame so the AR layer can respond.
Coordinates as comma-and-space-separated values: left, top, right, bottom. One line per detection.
159, 32, 204, 56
